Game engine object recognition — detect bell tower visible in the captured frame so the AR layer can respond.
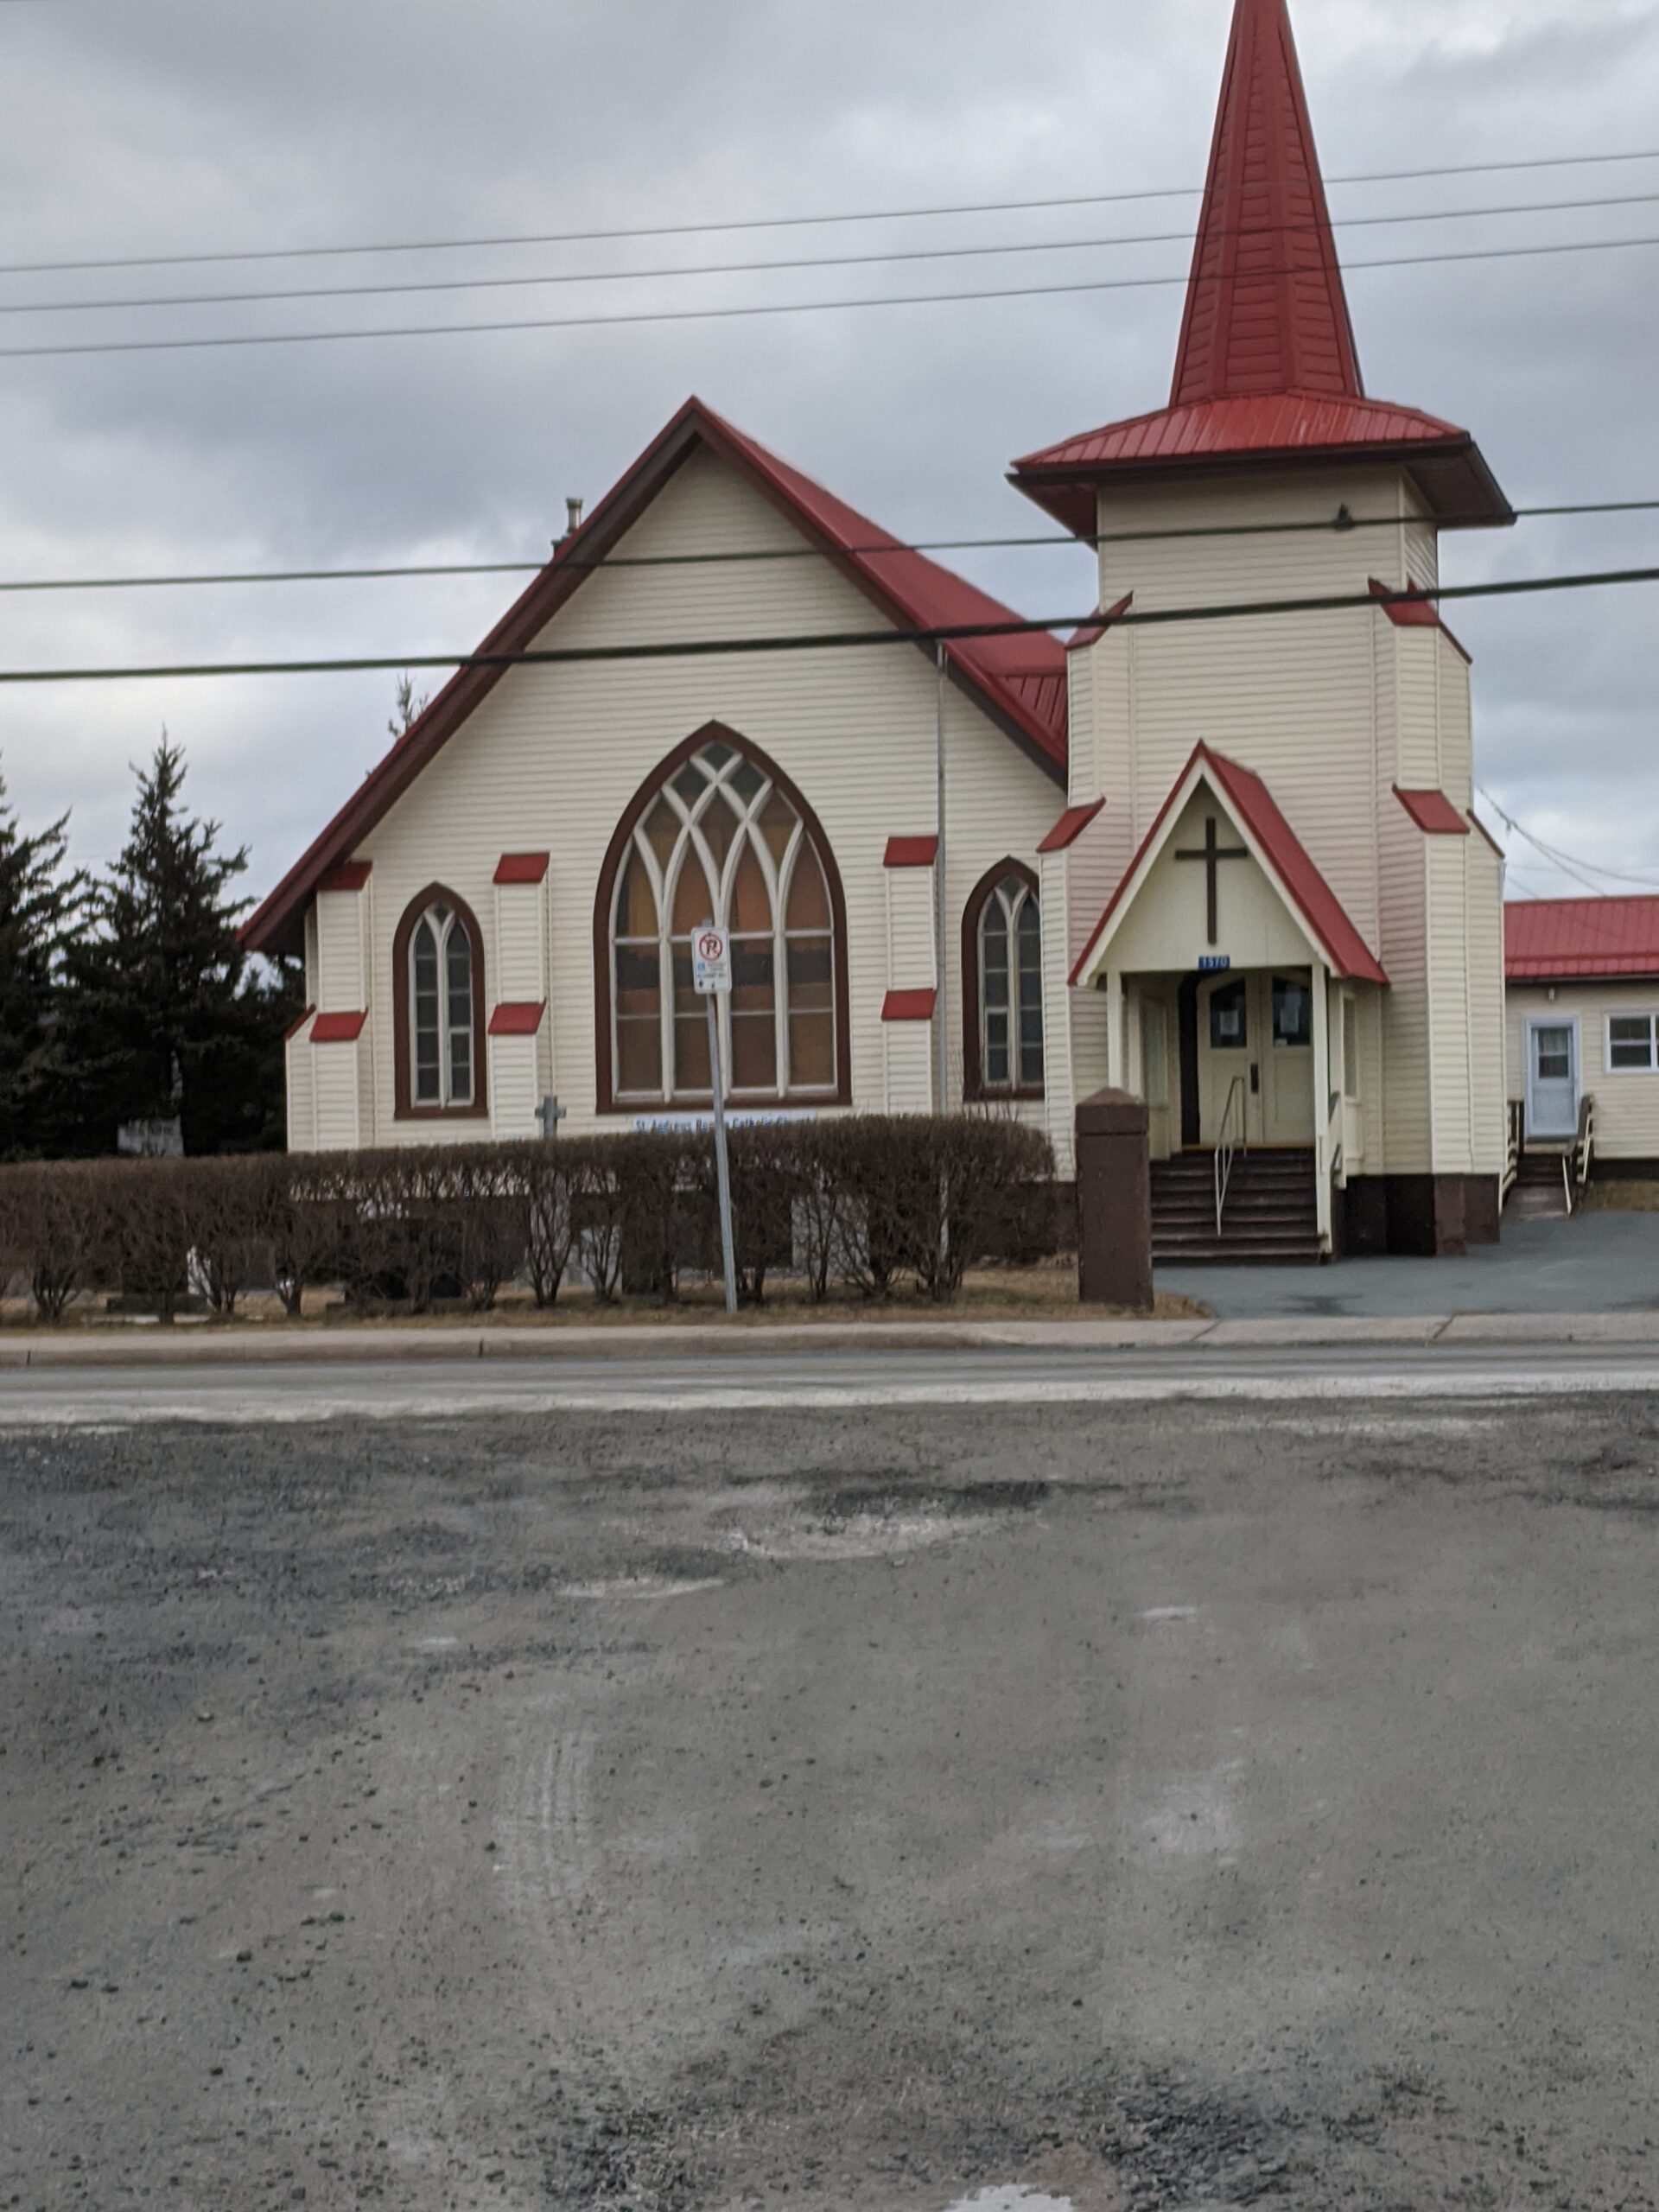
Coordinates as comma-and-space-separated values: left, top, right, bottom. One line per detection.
1016, 0, 1516, 1256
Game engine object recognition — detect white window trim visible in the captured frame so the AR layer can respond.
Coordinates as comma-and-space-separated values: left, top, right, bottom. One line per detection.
611, 744, 839, 1107
1605, 1010, 1659, 1076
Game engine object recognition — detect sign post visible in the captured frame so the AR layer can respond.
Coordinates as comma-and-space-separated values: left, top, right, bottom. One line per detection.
693, 922, 739, 1316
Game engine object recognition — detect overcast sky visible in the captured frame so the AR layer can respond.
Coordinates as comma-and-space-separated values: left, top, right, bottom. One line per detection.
0, 0, 1655, 913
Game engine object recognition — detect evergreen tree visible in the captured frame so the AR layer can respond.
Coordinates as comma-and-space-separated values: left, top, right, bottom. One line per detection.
0, 769, 88, 1157
56, 736, 300, 1154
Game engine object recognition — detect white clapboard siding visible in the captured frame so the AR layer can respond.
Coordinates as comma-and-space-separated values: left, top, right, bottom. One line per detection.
1084, 467, 1446, 957
349, 447, 1059, 1146
885, 866, 937, 995
286, 1032, 316, 1153
1426, 837, 1475, 1173
1039, 849, 1077, 1170
883, 1020, 934, 1117
494, 879, 548, 1003
312, 1039, 363, 1152
1374, 796, 1431, 1173
1464, 836, 1508, 1172
1393, 628, 1442, 791
1436, 632, 1474, 810
1508, 983, 1659, 1160
316, 887, 367, 1012
489, 1032, 543, 1141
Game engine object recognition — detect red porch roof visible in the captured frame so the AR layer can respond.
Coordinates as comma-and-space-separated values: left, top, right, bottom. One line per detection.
243, 399, 1068, 958
1506, 896, 1659, 982
1071, 742, 1387, 986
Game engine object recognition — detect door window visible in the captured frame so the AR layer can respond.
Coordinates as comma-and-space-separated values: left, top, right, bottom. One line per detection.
1208, 980, 1248, 1050
1272, 976, 1312, 1049
1534, 1027, 1573, 1081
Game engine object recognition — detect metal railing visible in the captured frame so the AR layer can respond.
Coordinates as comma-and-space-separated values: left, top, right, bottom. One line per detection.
1503, 1100, 1523, 1201
1564, 1095, 1596, 1216
1214, 1075, 1248, 1236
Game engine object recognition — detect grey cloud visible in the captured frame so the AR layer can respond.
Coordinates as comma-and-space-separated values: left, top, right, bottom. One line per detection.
0, 0, 1654, 897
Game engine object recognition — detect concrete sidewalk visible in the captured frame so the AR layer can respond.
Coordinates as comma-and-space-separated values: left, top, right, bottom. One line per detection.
4, 1308, 1659, 1368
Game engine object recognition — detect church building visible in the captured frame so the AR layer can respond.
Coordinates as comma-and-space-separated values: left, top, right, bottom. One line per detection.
245, 0, 1517, 1261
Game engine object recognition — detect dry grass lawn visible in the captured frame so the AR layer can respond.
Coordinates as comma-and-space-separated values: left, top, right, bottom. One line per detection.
1584, 1179, 1659, 1213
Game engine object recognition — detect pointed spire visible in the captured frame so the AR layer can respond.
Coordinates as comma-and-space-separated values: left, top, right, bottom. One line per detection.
1171, 0, 1363, 408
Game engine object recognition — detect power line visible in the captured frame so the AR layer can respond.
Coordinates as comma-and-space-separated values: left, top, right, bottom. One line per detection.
4, 230, 1655, 363
2, 500, 1657, 597
1478, 787, 1659, 893
5, 144, 1657, 279
10, 189, 1658, 321
0, 563, 1652, 684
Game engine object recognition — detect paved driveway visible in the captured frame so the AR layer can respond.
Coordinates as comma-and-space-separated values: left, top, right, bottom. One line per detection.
1158, 1207, 1659, 1319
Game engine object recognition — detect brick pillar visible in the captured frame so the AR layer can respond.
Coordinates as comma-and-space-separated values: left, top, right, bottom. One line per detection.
1075, 1088, 1154, 1313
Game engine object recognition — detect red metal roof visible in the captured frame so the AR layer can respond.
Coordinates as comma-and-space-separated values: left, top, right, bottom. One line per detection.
317, 861, 372, 893
1038, 798, 1106, 855
884, 836, 938, 869
881, 988, 938, 1022
243, 398, 1067, 958
493, 853, 550, 885
310, 1010, 367, 1044
720, 410, 1069, 775
488, 1001, 547, 1036
1506, 896, 1659, 981
1395, 788, 1471, 836
1172, 0, 1361, 408
1008, 0, 1510, 533
1070, 741, 1387, 986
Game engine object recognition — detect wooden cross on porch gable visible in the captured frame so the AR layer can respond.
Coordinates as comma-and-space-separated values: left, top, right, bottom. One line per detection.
1174, 816, 1249, 947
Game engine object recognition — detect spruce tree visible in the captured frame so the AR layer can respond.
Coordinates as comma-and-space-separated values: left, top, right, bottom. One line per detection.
0, 769, 88, 1157
57, 736, 299, 1154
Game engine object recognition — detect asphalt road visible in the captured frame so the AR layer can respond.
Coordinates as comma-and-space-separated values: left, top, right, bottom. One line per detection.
3, 1340, 1659, 1424
6, 1383, 1659, 2211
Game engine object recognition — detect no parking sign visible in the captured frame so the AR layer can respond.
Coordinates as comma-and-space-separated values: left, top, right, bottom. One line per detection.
692, 925, 732, 996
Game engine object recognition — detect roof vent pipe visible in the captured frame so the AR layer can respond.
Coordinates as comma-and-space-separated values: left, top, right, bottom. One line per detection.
566, 496, 585, 535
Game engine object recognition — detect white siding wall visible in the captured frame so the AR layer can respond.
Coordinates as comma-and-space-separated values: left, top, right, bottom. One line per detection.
339, 448, 1058, 1146
313, 1039, 364, 1151
1086, 467, 1419, 954
1067, 466, 1506, 1185
286, 1033, 317, 1153
1508, 982, 1659, 1160
316, 887, 368, 1012
494, 879, 548, 1002
1425, 838, 1475, 1173
1465, 836, 1508, 1173
489, 1033, 542, 1141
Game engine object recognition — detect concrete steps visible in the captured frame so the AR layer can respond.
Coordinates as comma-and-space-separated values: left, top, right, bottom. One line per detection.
1152, 1149, 1322, 1266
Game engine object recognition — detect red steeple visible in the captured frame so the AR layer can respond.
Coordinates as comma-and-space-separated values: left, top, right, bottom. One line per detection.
1171, 0, 1363, 407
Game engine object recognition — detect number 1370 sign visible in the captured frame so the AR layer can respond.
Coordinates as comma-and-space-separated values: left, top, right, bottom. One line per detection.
692, 925, 732, 996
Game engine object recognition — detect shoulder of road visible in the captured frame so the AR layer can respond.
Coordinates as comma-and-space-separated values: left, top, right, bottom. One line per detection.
3, 1312, 1657, 1367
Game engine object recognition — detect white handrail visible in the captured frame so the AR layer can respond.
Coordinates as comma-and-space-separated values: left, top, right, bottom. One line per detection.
1214, 1075, 1248, 1236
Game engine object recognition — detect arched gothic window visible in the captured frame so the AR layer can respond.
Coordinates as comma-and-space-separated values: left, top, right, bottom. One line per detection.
963, 861, 1045, 1100
393, 886, 487, 1119
600, 729, 849, 1109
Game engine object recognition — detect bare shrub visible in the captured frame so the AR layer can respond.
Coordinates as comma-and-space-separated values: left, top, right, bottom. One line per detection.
0, 1162, 110, 1324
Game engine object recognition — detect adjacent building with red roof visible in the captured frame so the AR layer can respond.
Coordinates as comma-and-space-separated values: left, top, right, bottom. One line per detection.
1505, 899, 1659, 1172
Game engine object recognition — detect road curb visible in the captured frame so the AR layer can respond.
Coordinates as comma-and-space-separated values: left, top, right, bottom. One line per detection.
2, 1309, 1657, 1369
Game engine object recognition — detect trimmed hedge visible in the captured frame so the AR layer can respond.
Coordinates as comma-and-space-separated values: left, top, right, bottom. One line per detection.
0, 1116, 1057, 1323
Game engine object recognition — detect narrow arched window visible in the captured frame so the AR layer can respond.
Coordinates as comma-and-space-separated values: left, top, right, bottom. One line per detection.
394, 886, 487, 1119
598, 730, 849, 1109
410, 901, 475, 1106
963, 862, 1044, 1100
